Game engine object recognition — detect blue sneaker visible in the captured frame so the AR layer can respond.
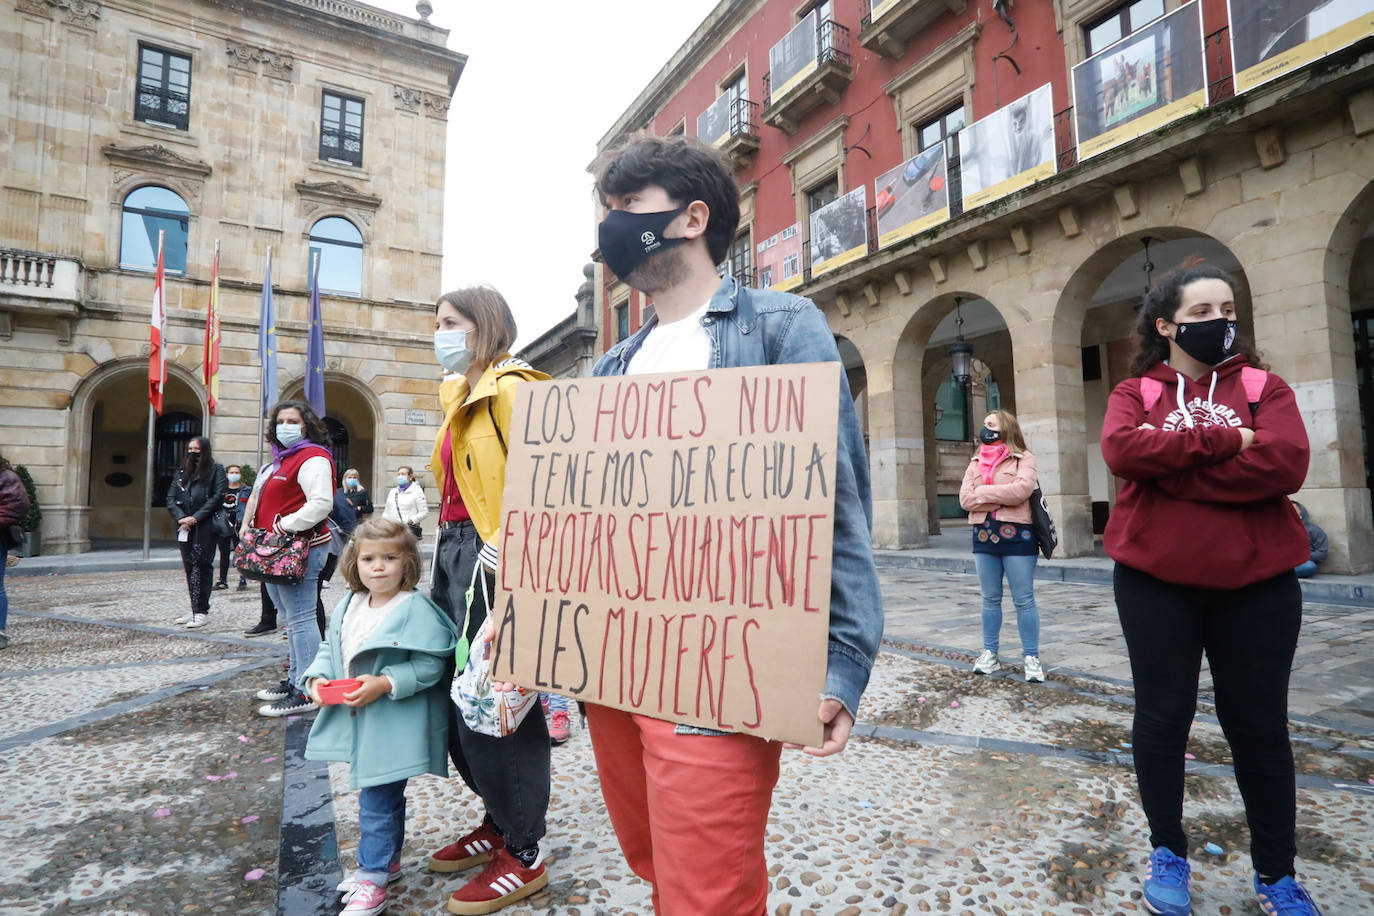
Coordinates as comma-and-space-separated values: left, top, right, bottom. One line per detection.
1254, 875, 1323, 915
1142, 847, 1192, 915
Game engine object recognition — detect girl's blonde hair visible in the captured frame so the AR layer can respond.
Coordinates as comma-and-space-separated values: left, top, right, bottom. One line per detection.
973, 409, 1030, 456
340, 517, 423, 592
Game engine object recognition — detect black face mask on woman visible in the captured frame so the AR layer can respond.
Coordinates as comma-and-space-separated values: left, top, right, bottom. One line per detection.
1173, 316, 1237, 367
597, 207, 687, 281
978, 426, 1001, 445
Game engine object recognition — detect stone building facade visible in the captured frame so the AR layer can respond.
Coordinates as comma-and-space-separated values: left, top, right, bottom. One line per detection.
592, 0, 1374, 573
516, 264, 601, 381
0, 0, 465, 552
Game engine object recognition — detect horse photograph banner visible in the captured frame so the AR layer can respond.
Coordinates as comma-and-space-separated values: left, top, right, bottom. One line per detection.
1229, 0, 1374, 94
769, 10, 820, 104
874, 142, 950, 249
756, 223, 802, 292
490, 364, 841, 747
958, 83, 1056, 211
697, 91, 733, 147
809, 186, 868, 278
1073, 2, 1207, 161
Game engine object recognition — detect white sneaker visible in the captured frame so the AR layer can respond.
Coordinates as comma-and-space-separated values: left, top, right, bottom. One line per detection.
338, 862, 401, 899
174, 614, 193, 625
185, 614, 209, 629
973, 649, 1001, 674
1024, 655, 1045, 683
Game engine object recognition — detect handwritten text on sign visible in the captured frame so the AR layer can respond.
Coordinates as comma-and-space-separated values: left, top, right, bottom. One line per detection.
490, 364, 839, 746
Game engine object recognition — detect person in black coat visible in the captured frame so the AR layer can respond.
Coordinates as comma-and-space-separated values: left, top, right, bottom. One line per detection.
340, 467, 373, 518
166, 436, 227, 629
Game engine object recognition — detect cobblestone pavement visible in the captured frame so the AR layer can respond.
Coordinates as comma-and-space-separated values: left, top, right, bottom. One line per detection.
2, 568, 1371, 915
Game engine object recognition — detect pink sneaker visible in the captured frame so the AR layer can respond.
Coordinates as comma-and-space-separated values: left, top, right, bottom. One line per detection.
338, 861, 401, 899
548, 710, 571, 746
342, 879, 389, 915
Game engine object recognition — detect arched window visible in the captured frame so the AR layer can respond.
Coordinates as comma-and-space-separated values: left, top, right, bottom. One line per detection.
309, 217, 363, 297
153, 411, 201, 505
121, 186, 190, 273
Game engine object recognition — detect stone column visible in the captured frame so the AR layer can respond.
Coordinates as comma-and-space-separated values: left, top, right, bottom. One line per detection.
866, 343, 929, 549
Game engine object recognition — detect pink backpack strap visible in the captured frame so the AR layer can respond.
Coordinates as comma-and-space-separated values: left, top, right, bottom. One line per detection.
1240, 367, 1267, 407
1139, 377, 1163, 413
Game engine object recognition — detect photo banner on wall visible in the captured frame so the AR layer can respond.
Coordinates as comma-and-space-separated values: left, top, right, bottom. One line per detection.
1229, 0, 1374, 94
1072, 2, 1207, 161
769, 10, 820, 104
869, 0, 901, 26
697, 91, 733, 147
757, 223, 803, 292
809, 186, 868, 278
874, 142, 950, 249
958, 83, 1056, 212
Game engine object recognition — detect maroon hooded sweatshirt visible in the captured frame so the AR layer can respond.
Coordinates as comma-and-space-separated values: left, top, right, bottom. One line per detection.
1101, 356, 1310, 588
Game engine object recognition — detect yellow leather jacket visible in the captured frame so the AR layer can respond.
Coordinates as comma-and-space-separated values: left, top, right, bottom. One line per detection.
428, 355, 549, 563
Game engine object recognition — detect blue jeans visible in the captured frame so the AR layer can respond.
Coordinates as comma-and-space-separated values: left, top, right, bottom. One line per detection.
264, 545, 329, 687
356, 779, 407, 882
973, 552, 1040, 657
1293, 560, 1317, 578
0, 544, 8, 631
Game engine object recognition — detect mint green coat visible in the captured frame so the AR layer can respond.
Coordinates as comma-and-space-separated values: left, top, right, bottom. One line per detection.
300, 591, 458, 789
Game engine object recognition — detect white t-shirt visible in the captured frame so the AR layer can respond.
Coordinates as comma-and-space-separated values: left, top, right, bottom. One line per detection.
626, 302, 712, 374
340, 589, 413, 677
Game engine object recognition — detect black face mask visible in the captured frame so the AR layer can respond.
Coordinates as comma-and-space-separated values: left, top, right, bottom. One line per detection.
597, 207, 687, 282
1173, 316, 1237, 367
978, 426, 1001, 445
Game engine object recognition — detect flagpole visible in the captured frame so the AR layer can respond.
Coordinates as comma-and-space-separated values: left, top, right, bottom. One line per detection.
205, 239, 220, 441
257, 245, 271, 475
142, 229, 165, 561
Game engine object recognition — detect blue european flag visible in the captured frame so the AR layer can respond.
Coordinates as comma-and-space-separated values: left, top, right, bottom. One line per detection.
258, 249, 278, 416
305, 252, 326, 417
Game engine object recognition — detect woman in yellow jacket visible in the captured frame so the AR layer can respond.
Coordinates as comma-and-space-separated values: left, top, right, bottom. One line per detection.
422, 286, 554, 915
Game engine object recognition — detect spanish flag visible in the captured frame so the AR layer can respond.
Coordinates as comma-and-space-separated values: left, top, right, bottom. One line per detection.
203, 240, 221, 415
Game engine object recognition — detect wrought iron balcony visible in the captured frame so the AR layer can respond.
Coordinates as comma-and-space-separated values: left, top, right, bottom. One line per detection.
319, 127, 363, 167
858, 0, 967, 59
761, 20, 853, 135
134, 84, 190, 131
721, 98, 762, 169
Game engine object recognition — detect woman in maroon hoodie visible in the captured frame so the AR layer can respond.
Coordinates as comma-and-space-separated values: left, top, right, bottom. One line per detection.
1101, 263, 1320, 916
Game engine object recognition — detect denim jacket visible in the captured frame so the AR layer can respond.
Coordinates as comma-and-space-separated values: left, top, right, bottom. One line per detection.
593, 276, 884, 718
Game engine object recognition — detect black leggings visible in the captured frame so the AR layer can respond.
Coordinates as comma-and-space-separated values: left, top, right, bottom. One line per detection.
1114, 563, 1301, 878
215, 533, 236, 584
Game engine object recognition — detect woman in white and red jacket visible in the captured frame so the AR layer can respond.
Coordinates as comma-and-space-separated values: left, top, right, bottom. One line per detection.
245, 399, 336, 718
959, 410, 1044, 684
1101, 263, 1320, 916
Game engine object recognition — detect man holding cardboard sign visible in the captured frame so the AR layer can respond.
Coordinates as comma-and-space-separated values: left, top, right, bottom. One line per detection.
512, 136, 880, 914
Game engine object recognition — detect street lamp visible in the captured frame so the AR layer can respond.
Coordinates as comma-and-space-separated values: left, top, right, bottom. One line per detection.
948, 297, 973, 387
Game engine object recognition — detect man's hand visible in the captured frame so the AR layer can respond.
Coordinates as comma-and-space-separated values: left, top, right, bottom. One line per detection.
785, 698, 854, 757
343, 674, 392, 708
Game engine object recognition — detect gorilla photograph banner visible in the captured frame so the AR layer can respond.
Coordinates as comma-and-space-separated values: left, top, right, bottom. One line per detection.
1072, 2, 1207, 161
809, 186, 868, 278
874, 142, 950, 249
697, 91, 732, 147
958, 83, 1056, 212
1229, 0, 1374, 94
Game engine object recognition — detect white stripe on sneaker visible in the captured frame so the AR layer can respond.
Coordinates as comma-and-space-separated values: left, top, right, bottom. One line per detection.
463, 839, 492, 856
490, 873, 519, 894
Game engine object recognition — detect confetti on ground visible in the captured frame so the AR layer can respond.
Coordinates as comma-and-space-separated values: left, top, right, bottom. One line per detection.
1184, 753, 1196, 760
244, 868, 266, 882
261, 757, 277, 764
241, 815, 259, 824
1204, 843, 1224, 855
152, 808, 171, 818
238, 735, 249, 743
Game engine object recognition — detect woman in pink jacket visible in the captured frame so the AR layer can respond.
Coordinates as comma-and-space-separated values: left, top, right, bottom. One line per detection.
959, 410, 1044, 683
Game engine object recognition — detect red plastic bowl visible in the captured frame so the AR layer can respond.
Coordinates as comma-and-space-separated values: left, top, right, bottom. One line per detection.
316, 678, 364, 705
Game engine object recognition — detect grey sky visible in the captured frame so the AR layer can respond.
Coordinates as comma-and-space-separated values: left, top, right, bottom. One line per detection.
367, 0, 720, 349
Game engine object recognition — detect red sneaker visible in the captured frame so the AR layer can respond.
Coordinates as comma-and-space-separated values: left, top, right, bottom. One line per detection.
427, 821, 504, 873
444, 847, 547, 914
548, 710, 571, 745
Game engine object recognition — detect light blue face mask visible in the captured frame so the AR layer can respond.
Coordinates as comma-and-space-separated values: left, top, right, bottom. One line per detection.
397, 474, 411, 488
276, 424, 304, 447
434, 328, 474, 374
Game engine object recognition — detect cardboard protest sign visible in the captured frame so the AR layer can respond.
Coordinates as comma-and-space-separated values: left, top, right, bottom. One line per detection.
490, 363, 840, 747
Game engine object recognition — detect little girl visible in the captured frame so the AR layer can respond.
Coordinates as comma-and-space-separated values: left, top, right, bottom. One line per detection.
301, 517, 458, 916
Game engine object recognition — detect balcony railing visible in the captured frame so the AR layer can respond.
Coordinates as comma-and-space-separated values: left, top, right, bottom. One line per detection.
1206, 25, 1235, 103
0, 249, 84, 311
134, 84, 190, 131
319, 127, 363, 166
761, 19, 852, 110
1, 250, 58, 289
729, 97, 759, 138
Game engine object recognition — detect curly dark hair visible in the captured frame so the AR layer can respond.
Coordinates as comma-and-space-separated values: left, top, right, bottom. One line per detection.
265, 399, 330, 448
593, 135, 741, 265
1128, 262, 1267, 377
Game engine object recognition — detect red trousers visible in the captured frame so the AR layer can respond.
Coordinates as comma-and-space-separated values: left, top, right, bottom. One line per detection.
585, 704, 783, 916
